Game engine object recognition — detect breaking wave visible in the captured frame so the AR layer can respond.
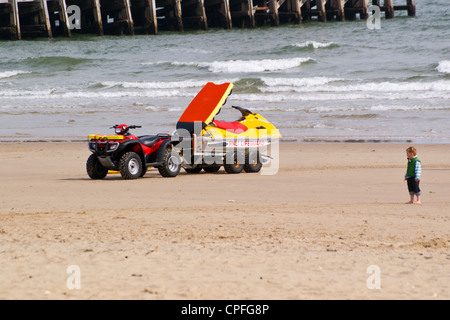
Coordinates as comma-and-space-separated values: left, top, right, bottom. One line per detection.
437, 60, 450, 74
291, 41, 337, 49
169, 57, 314, 73
0, 70, 31, 79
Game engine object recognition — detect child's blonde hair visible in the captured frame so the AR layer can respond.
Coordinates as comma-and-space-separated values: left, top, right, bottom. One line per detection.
406, 146, 417, 156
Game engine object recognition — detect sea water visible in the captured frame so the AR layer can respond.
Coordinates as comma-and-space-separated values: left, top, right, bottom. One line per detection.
0, 0, 449, 142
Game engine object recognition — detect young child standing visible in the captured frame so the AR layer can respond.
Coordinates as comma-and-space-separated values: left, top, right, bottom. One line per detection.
405, 147, 422, 204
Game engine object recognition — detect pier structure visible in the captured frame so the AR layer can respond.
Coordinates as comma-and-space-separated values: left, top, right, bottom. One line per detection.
0, 0, 417, 40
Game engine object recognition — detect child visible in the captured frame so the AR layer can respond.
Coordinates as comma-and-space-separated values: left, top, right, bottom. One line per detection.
404, 147, 422, 204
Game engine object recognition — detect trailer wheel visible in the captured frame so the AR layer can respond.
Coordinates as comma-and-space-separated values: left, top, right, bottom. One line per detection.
203, 166, 221, 173
86, 154, 108, 179
244, 151, 262, 173
224, 152, 244, 174
119, 152, 142, 180
158, 147, 181, 178
185, 167, 203, 174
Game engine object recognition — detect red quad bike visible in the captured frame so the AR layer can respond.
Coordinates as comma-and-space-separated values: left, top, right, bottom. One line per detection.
87, 124, 182, 180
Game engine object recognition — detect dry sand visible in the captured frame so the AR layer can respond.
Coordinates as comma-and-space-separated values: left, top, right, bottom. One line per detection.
0, 142, 449, 300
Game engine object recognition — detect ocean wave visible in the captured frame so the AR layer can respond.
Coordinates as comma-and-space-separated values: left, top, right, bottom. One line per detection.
259, 79, 450, 93
437, 60, 450, 74
291, 41, 337, 49
100, 79, 238, 89
233, 90, 450, 102
0, 70, 31, 79
170, 57, 314, 73
0, 89, 191, 99
261, 77, 344, 87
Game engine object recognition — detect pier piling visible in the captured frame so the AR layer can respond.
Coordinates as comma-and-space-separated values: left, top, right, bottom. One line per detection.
0, 0, 21, 40
229, 0, 255, 28
16, 0, 52, 38
65, 0, 103, 35
99, 0, 134, 35
181, 0, 208, 30
47, 0, 71, 37
130, 0, 157, 34
204, 0, 232, 29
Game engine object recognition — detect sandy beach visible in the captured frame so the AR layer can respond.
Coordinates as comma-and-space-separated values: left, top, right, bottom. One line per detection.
0, 142, 448, 300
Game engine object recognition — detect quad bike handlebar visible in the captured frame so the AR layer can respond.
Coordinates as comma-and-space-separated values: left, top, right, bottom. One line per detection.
110, 125, 142, 129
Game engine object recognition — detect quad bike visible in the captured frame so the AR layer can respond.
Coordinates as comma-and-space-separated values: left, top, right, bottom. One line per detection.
86, 124, 181, 180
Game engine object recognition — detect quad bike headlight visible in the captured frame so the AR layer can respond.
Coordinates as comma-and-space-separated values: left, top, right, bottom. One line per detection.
108, 142, 119, 151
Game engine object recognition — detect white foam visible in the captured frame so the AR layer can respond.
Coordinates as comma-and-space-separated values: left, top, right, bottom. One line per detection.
261, 77, 344, 87
0, 70, 31, 79
101, 79, 238, 89
292, 41, 335, 49
437, 60, 450, 74
259, 79, 450, 93
172, 57, 314, 73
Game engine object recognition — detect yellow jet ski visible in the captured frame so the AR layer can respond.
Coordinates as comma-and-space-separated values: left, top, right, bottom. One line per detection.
175, 82, 282, 174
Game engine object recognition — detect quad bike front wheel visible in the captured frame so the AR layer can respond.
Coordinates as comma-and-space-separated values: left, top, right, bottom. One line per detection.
119, 152, 143, 180
158, 147, 181, 178
86, 154, 108, 179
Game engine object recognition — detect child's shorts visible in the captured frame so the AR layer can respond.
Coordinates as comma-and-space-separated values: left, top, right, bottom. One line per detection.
407, 177, 421, 196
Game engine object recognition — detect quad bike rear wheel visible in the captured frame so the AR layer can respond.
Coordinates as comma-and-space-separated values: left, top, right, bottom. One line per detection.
86, 154, 108, 179
119, 152, 143, 180
158, 147, 181, 178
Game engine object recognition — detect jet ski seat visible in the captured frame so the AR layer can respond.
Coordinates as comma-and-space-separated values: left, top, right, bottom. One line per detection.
213, 120, 248, 133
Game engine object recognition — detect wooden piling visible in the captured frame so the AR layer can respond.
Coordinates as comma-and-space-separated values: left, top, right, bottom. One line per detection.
204, 0, 232, 30
326, 0, 345, 21
16, 0, 52, 38
229, 0, 255, 28
344, 0, 369, 20
47, 0, 71, 37
129, 0, 158, 34
181, 0, 208, 30
65, 0, 103, 35
154, 0, 183, 32
316, 0, 327, 22
393, 0, 415, 17
384, 0, 394, 19
278, 0, 303, 25
0, 0, 21, 40
99, 0, 134, 35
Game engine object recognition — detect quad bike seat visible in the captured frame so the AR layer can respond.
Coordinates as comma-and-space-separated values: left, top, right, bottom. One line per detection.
138, 135, 160, 148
